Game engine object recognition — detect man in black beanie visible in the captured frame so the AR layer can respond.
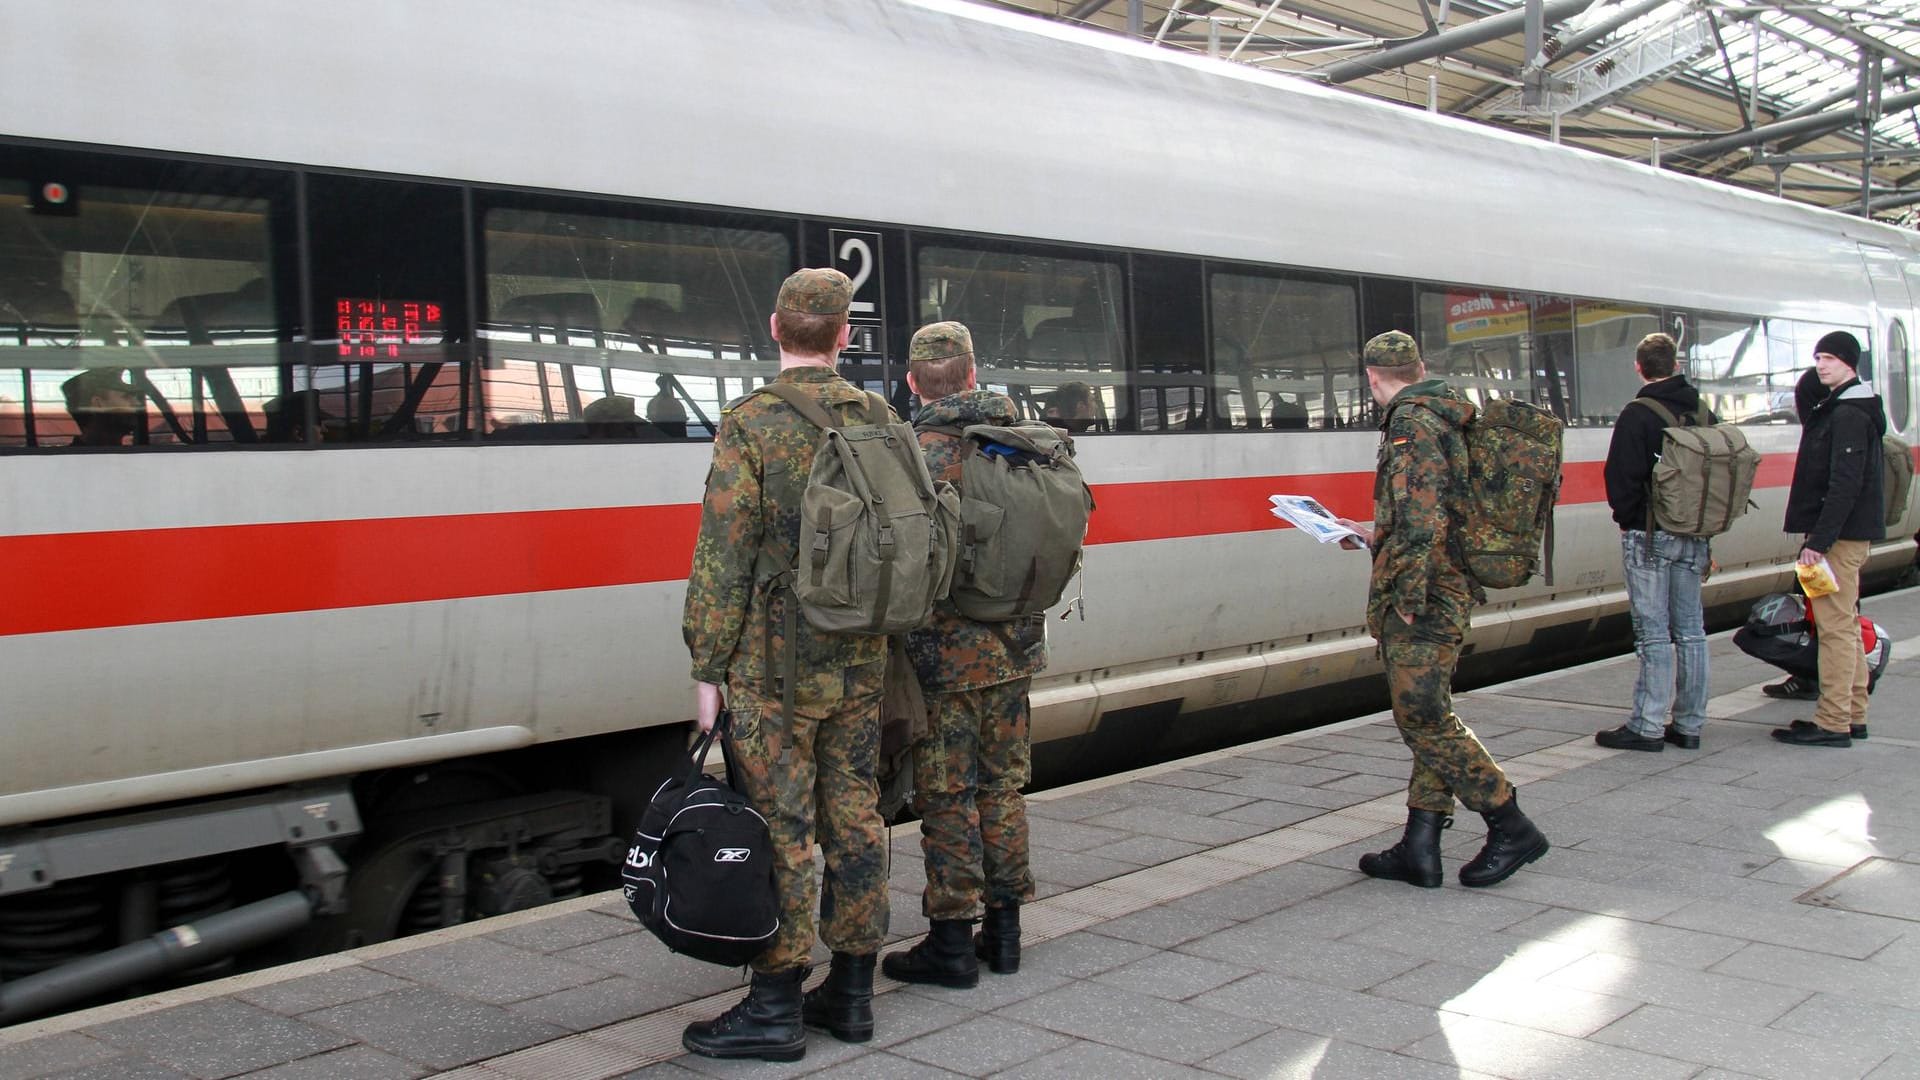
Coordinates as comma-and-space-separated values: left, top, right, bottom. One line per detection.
1777, 330, 1885, 746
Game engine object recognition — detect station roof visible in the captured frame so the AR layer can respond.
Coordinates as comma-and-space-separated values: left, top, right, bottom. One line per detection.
986, 0, 1920, 227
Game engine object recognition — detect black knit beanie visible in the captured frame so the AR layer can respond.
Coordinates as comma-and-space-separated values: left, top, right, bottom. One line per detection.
1814, 330, 1861, 369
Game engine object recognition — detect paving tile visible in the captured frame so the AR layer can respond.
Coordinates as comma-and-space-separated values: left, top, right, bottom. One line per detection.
1187, 759, 1356, 786
484, 911, 637, 954
1109, 781, 1259, 816
1019, 928, 1160, 979
1294, 752, 1413, 779
232, 1045, 427, 1079
1023, 792, 1130, 822
364, 936, 607, 1005
1507, 843, 1653, 884
304, 987, 567, 1071
1156, 860, 1355, 921
1311, 878, 1547, 932
86, 998, 352, 1080
1735, 857, 1841, 887
0, 1033, 125, 1080
1502, 907, 1748, 969
1187, 971, 1441, 1051
38, 1059, 193, 1080
1314, 773, 1407, 796
1367, 961, 1641, 1037
1402, 1012, 1702, 1079
1081, 834, 1207, 866
1200, 1026, 1500, 1080
1180, 923, 1425, 989
1460, 870, 1695, 923
1766, 991, 1920, 1059
237, 967, 414, 1016
989, 1039, 1222, 1079
1020, 849, 1139, 890
507, 975, 707, 1032
996, 981, 1269, 1064
1541, 951, 1812, 1025
1656, 897, 1904, 960
552, 935, 748, 1000
1866, 1052, 1920, 1079
859, 989, 980, 1049
1204, 777, 1371, 809
1591, 1002, 1892, 1080
1239, 744, 1337, 764
1711, 942, 1920, 1009
888, 1014, 1070, 1075
795, 1051, 968, 1079
1088, 949, 1256, 1000
1025, 817, 1133, 852
897, 965, 1072, 1012
1083, 903, 1236, 948
1567, 832, 1788, 878
1079, 805, 1267, 846
1213, 799, 1330, 829
1341, 915, 1589, 981
1609, 863, 1806, 907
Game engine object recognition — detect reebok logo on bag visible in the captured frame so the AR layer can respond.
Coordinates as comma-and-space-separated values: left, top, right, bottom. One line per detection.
622, 711, 778, 967
1630, 398, 1760, 538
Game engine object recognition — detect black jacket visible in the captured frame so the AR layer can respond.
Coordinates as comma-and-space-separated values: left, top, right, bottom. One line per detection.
1784, 378, 1886, 551
1604, 375, 1714, 531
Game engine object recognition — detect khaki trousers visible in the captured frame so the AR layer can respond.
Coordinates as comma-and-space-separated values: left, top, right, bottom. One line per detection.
1810, 539, 1871, 733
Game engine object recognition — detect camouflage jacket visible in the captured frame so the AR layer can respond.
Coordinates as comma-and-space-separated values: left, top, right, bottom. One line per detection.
1367, 379, 1483, 638
907, 390, 1048, 692
683, 366, 889, 685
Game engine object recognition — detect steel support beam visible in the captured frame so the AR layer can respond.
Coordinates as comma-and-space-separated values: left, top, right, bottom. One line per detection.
1311, 0, 1591, 84
1544, 0, 1671, 64
1066, 0, 1115, 21
1834, 188, 1920, 214
1669, 87, 1920, 162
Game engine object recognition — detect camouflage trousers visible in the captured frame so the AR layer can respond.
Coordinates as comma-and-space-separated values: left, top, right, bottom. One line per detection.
1380, 615, 1512, 815
727, 659, 888, 973
911, 678, 1036, 920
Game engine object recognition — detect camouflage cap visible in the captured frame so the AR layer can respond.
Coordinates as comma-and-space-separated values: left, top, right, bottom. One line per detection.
61, 367, 143, 405
1363, 330, 1421, 368
776, 267, 853, 314
909, 321, 973, 362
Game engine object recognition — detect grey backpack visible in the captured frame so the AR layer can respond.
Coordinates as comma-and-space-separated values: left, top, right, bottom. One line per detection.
1632, 398, 1759, 538
757, 382, 959, 635
921, 419, 1092, 622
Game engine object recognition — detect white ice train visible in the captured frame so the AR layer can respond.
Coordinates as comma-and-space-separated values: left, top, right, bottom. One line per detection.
1, 0, 1916, 1014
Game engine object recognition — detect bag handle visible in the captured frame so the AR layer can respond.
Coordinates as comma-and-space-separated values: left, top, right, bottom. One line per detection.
679, 708, 734, 788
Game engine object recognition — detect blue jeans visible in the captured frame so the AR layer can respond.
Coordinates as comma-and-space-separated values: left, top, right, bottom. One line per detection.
1622, 529, 1710, 737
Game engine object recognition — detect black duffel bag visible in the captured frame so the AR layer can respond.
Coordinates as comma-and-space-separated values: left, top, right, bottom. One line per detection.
622, 710, 778, 966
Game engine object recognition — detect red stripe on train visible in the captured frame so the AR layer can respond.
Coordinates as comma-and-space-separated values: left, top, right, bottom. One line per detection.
0, 455, 1798, 636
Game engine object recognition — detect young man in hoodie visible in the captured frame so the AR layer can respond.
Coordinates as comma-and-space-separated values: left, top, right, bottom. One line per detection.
1336, 331, 1549, 889
1594, 333, 1716, 752
884, 320, 1044, 987
1777, 330, 1885, 747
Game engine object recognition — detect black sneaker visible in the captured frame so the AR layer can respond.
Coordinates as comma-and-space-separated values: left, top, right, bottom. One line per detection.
1662, 725, 1701, 749
1595, 725, 1664, 752
1772, 724, 1850, 747
1763, 676, 1818, 701
1790, 718, 1867, 740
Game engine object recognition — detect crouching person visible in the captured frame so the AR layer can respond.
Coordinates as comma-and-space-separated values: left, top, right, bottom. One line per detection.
886, 321, 1046, 987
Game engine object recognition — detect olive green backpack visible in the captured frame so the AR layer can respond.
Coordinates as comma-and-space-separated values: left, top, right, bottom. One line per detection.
756, 382, 959, 636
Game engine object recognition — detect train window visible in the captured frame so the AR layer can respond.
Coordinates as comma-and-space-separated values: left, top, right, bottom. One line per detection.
1131, 255, 1205, 431
1677, 313, 1779, 423
303, 175, 471, 443
1764, 319, 1868, 422
1888, 319, 1910, 431
0, 169, 291, 449
916, 243, 1127, 433
1415, 288, 1532, 409
479, 204, 789, 441
1209, 269, 1360, 431
1571, 301, 1660, 424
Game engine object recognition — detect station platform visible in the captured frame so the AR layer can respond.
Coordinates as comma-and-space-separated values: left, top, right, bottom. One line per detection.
6, 588, 1920, 1080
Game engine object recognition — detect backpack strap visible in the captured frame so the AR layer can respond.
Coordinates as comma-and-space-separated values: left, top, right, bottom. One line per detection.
916, 423, 966, 438
757, 380, 842, 430
751, 380, 843, 731
1629, 397, 1682, 428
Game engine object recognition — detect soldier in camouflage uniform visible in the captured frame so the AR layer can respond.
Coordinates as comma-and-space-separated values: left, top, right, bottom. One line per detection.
883, 321, 1045, 989
1338, 331, 1549, 890
680, 268, 889, 1062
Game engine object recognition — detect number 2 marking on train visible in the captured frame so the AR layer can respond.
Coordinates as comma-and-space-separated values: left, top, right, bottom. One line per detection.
837, 235, 878, 315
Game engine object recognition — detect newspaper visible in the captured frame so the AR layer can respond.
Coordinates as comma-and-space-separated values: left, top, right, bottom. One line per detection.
1268, 494, 1363, 545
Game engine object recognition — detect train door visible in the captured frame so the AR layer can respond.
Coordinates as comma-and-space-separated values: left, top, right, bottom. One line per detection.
803, 222, 909, 414
1858, 243, 1915, 439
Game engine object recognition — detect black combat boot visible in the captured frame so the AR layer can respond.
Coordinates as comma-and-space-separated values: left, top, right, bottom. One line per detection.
974, 905, 1021, 974
682, 966, 807, 1062
1357, 808, 1450, 888
1458, 793, 1549, 887
881, 919, 979, 988
801, 951, 874, 1043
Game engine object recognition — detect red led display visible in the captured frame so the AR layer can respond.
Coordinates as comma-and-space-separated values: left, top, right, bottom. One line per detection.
336, 298, 443, 358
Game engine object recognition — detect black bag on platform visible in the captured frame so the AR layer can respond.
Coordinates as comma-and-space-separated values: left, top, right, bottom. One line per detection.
621, 711, 779, 966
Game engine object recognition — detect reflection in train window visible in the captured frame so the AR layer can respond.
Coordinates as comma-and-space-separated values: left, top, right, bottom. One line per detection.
0, 177, 285, 448
1570, 301, 1660, 424
1415, 288, 1534, 410
916, 244, 1126, 433
1209, 270, 1360, 431
1764, 318, 1868, 423
1131, 255, 1206, 432
1887, 319, 1910, 432
479, 206, 789, 441
1677, 313, 1777, 424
